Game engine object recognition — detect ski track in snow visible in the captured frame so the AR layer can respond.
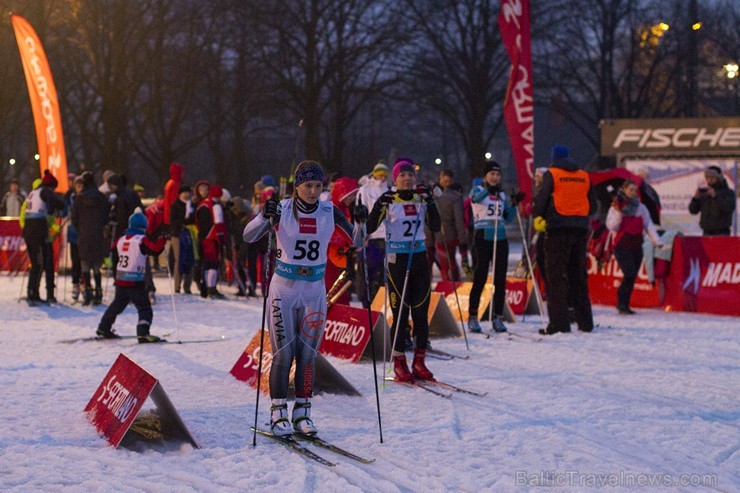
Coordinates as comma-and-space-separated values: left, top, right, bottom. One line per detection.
0, 273, 738, 492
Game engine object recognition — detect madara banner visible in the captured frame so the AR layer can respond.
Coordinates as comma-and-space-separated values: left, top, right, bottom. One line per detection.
11, 14, 69, 193
499, 0, 534, 201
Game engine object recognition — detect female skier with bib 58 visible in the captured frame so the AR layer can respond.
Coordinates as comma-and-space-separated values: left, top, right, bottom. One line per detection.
366, 158, 440, 382
242, 161, 356, 437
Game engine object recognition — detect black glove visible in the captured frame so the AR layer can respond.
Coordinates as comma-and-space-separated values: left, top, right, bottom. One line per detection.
511, 191, 526, 206
262, 198, 278, 219
487, 184, 500, 195
378, 190, 395, 206
353, 204, 369, 223
416, 184, 434, 203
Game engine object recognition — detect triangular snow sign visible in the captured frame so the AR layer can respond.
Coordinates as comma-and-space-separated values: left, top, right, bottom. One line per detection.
371, 287, 462, 339
84, 353, 199, 449
231, 329, 360, 396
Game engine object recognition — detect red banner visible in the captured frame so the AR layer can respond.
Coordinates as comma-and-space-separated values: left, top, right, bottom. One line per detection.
663, 237, 740, 316
84, 354, 157, 448
499, 0, 534, 202
320, 304, 381, 363
11, 14, 68, 193
586, 254, 661, 308
0, 218, 28, 271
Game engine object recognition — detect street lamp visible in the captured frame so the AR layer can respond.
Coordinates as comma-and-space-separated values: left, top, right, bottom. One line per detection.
9, 158, 16, 166
484, 152, 492, 160
34, 154, 40, 161
725, 63, 739, 79
434, 158, 442, 165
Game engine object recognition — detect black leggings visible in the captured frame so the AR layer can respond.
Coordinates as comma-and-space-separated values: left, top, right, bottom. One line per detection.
387, 251, 431, 352
613, 246, 643, 308
98, 284, 153, 336
469, 231, 508, 318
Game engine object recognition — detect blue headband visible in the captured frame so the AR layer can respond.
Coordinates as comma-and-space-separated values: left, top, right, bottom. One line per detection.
294, 164, 325, 186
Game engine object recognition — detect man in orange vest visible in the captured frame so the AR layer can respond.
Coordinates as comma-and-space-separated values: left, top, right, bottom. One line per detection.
532, 146, 597, 335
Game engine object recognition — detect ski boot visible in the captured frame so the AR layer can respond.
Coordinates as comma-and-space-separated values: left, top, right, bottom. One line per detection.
270, 399, 292, 437
461, 259, 473, 279
72, 283, 81, 302
467, 315, 482, 333
82, 287, 93, 306
137, 334, 166, 344
492, 316, 508, 333
46, 288, 57, 305
96, 327, 121, 339
393, 353, 414, 382
92, 287, 103, 306
207, 287, 226, 300
412, 348, 435, 381
292, 398, 317, 435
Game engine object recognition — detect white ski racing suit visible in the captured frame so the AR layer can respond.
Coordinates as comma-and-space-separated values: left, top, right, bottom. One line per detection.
243, 198, 355, 399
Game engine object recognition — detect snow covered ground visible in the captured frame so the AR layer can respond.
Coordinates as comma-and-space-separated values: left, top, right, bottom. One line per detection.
0, 269, 738, 493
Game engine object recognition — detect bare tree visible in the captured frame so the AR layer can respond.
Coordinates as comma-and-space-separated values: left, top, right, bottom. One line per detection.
400, 0, 509, 175
245, 0, 405, 174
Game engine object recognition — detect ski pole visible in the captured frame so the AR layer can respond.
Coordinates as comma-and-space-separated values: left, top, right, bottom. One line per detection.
361, 223, 383, 444
488, 195, 500, 330
388, 200, 424, 371
440, 226, 469, 350
515, 207, 547, 328
252, 227, 273, 447
163, 239, 181, 342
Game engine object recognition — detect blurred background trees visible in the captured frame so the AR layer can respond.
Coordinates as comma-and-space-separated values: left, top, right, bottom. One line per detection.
0, 0, 737, 194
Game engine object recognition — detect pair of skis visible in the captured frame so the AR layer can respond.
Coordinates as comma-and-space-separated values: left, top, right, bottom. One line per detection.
58, 334, 227, 345
251, 428, 375, 467
383, 377, 487, 398
425, 347, 469, 361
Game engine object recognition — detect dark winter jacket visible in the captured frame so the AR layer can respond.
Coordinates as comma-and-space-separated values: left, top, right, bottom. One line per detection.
22, 186, 64, 243
72, 186, 110, 263
688, 178, 736, 235
170, 197, 195, 235
532, 158, 597, 232
434, 187, 467, 245
111, 186, 144, 242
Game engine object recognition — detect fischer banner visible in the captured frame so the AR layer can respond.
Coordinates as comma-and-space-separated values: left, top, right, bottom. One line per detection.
499, 0, 534, 201
84, 353, 199, 449
11, 14, 68, 192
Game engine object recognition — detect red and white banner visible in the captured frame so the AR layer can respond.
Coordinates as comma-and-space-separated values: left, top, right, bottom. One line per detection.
231, 329, 360, 395
84, 353, 199, 448
663, 237, 740, 316
11, 14, 68, 193
586, 254, 661, 308
0, 218, 27, 271
320, 304, 384, 363
499, 0, 534, 202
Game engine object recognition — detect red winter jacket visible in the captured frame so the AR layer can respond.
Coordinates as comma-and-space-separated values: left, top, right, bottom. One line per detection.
163, 162, 183, 225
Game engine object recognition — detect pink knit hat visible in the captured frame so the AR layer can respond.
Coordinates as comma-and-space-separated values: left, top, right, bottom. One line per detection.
392, 158, 416, 182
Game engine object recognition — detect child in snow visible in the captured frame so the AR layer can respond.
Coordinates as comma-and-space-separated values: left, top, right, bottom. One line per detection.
365, 158, 441, 382
96, 210, 167, 343
242, 160, 356, 437
466, 161, 521, 333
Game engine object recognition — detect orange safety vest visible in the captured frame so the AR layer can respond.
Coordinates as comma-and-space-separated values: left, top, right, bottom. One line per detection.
549, 168, 590, 217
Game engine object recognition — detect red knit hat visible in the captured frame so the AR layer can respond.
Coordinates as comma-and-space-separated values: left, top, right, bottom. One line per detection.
41, 170, 58, 189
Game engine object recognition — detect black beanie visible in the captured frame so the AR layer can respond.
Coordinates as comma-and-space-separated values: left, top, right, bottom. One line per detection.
484, 160, 502, 175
